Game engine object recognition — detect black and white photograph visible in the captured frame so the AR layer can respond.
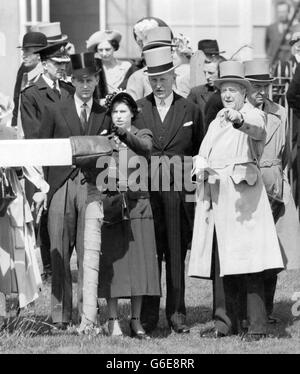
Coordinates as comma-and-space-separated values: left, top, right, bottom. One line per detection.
0, 0, 299, 358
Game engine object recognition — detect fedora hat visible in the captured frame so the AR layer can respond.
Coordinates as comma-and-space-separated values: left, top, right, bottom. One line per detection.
86, 30, 122, 51
143, 46, 176, 76
198, 39, 225, 55
142, 27, 174, 52
17, 32, 47, 50
34, 41, 70, 63
214, 60, 251, 91
244, 59, 275, 83
70, 52, 100, 77
31, 22, 68, 43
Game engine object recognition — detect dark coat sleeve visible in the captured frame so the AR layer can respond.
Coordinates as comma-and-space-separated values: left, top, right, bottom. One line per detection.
287, 63, 300, 114
204, 91, 223, 130
20, 87, 43, 139
190, 102, 204, 156
187, 87, 198, 106
116, 128, 153, 158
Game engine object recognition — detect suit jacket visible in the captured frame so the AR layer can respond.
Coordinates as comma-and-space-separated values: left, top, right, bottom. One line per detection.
187, 84, 214, 116
265, 22, 291, 63
135, 92, 204, 192
20, 75, 75, 139
39, 95, 111, 203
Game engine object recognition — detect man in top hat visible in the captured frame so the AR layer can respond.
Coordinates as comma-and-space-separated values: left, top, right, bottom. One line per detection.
126, 17, 173, 100
188, 60, 284, 341
135, 45, 204, 334
244, 59, 300, 323
12, 31, 47, 127
39, 52, 111, 329
197, 39, 225, 63
20, 41, 74, 283
187, 54, 226, 131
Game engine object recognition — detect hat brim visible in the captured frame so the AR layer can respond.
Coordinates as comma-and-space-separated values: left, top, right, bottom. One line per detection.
47, 34, 68, 43
50, 56, 71, 63
246, 77, 275, 83
72, 66, 101, 77
144, 65, 176, 76
214, 78, 252, 91
143, 42, 175, 52
33, 40, 68, 54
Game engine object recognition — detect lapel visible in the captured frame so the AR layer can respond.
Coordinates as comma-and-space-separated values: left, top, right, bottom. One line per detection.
139, 94, 161, 148
86, 101, 107, 135
163, 93, 186, 150
36, 76, 60, 103
263, 100, 282, 145
61, 96, 83, 136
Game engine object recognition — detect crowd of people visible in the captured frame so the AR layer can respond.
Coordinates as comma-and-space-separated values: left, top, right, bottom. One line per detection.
0, 9, 300, 344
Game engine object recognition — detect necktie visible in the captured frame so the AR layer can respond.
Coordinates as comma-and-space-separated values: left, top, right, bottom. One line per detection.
159, 99, 167, 122
80, 103, 88, 132
52, 81, 61, 99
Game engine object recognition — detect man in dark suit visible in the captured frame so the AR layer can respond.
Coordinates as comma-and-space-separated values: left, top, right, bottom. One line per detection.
265, 1, 292, 64
136, 46, 204, 334
39, 52, 111, 329
187, 54, 225, 131
20, 41, 74, 283
12, 31, 47, 127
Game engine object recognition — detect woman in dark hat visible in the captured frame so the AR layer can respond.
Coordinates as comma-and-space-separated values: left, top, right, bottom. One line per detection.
78, 91, 160, 338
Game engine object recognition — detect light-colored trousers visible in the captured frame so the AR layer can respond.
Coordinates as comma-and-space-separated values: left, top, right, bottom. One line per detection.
81, 184, 104, 325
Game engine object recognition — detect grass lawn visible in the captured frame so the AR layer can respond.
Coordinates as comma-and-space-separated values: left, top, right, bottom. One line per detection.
0, 250, 299, 354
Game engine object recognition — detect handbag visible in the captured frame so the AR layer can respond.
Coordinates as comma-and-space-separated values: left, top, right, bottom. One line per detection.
103, 192, 130, 225
70, 135, 113, 168
0, 168, 17, 217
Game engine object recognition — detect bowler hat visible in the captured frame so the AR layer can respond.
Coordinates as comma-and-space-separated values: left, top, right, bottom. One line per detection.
144, 46, 176, 76
214, 60, 251, 91
31, 22, 68, 43
244, 59, 275, 83
86, 30, 122, 51
142, 27, 174, 51
17, 32, 47, 50
198, 39, 225, 55
34, 41, 70, 63
70, 52, 100, 77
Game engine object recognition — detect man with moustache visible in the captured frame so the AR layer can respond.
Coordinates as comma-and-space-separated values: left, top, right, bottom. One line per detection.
135, 46, 204, 334
20, 41, 74, 283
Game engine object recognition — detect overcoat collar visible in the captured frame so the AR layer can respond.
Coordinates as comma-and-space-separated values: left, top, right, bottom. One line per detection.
263, 99, 282, 145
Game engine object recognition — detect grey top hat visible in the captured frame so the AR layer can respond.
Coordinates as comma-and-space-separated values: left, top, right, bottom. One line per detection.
214, 61, 251, 91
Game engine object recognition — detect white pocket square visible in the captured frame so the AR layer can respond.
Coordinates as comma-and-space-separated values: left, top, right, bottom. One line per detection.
100, 129, 108, 135
183, 121, 193, 127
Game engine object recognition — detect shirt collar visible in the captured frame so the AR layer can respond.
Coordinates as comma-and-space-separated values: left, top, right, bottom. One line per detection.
42, 74, 60, 91
74, 94, 93, 110
154, 92, 174, 107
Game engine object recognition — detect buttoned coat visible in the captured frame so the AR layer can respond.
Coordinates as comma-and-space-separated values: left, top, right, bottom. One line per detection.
39, 95, 111, 204
258, 99, 300, 270
20, 75, 75, 139
188, 103, 284, 278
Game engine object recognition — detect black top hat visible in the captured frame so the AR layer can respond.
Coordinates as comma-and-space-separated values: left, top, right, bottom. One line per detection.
70, 52, 99, 76
17, 32, 48, 50
197, 39, 225, 55
34, 41, 70, 63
